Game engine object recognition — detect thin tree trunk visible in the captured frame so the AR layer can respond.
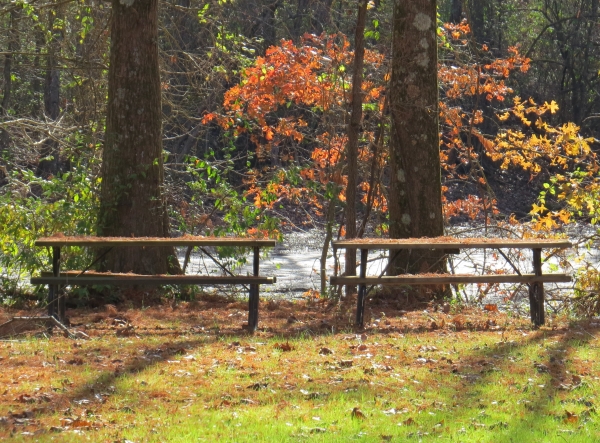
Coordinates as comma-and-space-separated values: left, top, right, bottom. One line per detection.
344, 0, 368, 296
37, 9, 62, 178
1, 9, 18, 115
449, 0, 462, 23
320, 198, 336, 297
99, 0, 181, 275
0, 8, 19, 152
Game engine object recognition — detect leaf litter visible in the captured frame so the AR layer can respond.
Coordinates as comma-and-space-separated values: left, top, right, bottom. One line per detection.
0, 299, 598, 441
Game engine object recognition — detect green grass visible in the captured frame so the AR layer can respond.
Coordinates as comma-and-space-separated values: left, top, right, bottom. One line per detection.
0, 304, 598, 442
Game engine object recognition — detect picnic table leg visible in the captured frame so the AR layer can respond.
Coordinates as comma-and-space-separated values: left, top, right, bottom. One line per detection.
48, 246, 61, 320
356, 248, 369, 327
248, 247, 260, 332
529, 248, 545, 327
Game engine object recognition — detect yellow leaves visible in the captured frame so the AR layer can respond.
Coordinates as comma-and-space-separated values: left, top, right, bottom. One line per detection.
498, 112, 510, 121
557, 210, 571, 224
529, 203, 547, 215
535, 118, 547, 130
545, 100, 559, 114
533, 214, 558, 231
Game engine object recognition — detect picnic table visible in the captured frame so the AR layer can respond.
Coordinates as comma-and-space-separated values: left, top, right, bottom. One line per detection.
31, 236, 277, 331
330, 237, 573, 327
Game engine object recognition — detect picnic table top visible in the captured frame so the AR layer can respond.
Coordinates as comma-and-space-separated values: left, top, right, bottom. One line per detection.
35, 235, 277, 248
332, 236, 572, 250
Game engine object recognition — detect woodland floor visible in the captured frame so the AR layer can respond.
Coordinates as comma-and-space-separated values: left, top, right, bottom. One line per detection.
0, 294, 599, 442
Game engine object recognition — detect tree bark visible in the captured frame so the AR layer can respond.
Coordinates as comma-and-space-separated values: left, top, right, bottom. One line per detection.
37, 9, 62, 178
449, 0, 462, 23
344, 0, 368, 295
1, 9, 18, 115
98, 0, 181, 275
388, 0, 446, 293
0, 8, 19, 153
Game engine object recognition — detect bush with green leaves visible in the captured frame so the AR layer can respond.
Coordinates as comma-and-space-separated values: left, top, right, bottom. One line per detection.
0, 163, 99, 302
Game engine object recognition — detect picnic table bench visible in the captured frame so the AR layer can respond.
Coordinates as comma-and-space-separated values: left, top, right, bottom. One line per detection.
330, 237, 572, 327
31, 236, 277, 331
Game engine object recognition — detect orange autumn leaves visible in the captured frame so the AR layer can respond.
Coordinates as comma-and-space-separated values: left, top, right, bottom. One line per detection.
439, 22, 596, 226
203, 33, 386, 215
204, 26, 595, 231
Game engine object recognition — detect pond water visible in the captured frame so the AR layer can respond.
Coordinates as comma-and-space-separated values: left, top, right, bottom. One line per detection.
180, 224, 600, 313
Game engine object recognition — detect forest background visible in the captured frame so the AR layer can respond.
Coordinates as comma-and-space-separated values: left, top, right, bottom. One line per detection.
0, 0, 599, 312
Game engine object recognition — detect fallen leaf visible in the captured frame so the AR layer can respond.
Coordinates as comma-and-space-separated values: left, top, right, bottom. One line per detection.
564, 410, 578, 424
319, 347, 333, 355
274, 342, 293, 352
339, 360, 353, 368
309, 427, 326, 433
484, 304, 498, 312
351, 407, 366, 419
247, 382, 268, 390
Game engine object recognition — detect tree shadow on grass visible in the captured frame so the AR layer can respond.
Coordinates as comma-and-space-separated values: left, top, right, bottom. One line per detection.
2, 308, 597, 441
411, 321, 599, 441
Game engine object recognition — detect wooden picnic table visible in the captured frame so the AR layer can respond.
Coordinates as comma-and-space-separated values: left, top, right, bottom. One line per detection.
31, 236, 277, 331
330, 237, 573, 327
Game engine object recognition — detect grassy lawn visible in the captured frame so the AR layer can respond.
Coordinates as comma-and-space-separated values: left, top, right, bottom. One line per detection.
0, 297, 598, 442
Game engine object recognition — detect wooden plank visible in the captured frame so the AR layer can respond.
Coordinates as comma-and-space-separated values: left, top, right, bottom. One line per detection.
330, 273, 571, 285
32, 275, 277, 286
332, 237, 572, 250
35, 236, 277, 248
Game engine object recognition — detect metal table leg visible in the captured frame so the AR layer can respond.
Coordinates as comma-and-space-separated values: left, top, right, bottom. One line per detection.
48, 246, 61, 320
248, 247, 260, 332
356, 248, 368, 327
529, 248, 545, 326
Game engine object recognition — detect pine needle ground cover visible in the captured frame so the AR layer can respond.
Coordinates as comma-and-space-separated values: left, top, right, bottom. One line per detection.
0, 299, 598, 442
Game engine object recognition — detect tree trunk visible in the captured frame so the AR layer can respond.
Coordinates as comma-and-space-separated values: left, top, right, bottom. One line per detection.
98, 0, 181, 275
37, 9, 62, 178
388, 0, 446, 294
344, 0, 368, 295
311, 0, 334, 34
0, 8, 19, 153
449, 0, 462, 23
1, 9, 18, 115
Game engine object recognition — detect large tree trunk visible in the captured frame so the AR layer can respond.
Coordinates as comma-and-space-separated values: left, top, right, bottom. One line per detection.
98, 0, 181, 275
344, 0, 368, 295
388, 0, 446, 292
